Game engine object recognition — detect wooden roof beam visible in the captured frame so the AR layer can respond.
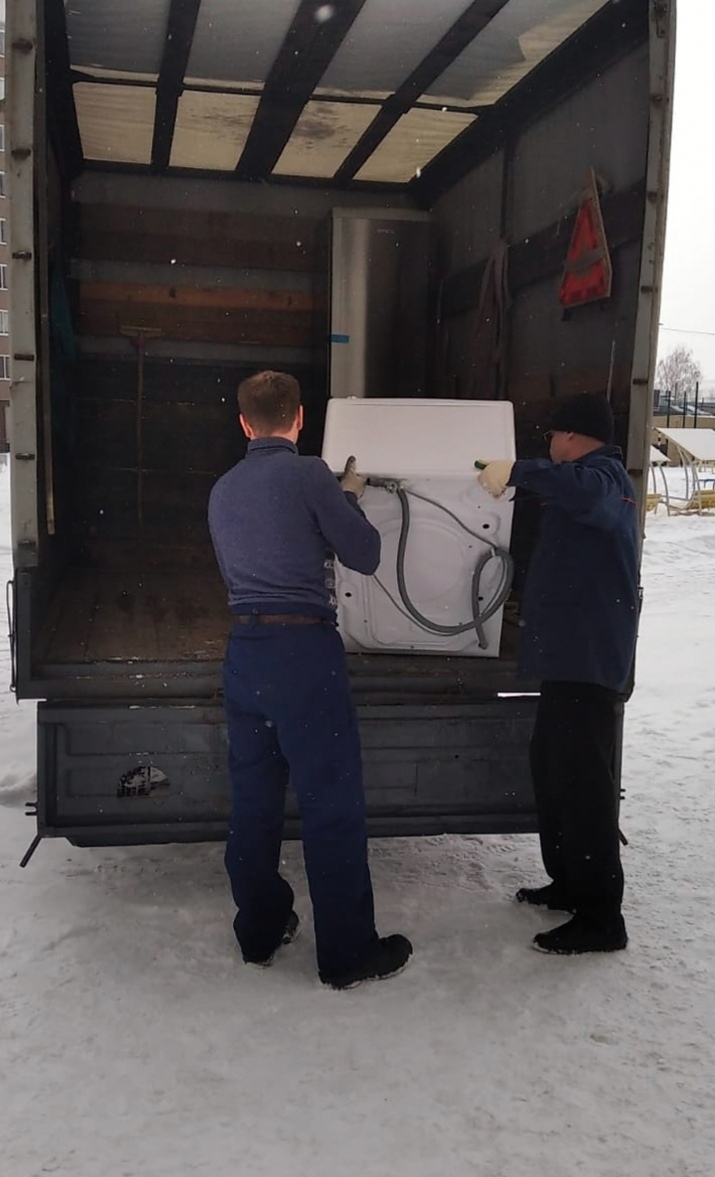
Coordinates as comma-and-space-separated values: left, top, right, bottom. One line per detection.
333, 0, 510, 183
151, 0, 203, 172
235, 0, 368, 180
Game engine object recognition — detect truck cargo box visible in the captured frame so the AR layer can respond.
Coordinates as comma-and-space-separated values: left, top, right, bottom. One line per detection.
5, 0, 674, 846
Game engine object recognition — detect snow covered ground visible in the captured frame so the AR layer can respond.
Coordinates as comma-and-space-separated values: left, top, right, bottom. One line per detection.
1, 456, 714, 1177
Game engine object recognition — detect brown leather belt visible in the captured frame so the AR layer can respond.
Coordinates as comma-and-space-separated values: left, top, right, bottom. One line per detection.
233, 614, 324, 626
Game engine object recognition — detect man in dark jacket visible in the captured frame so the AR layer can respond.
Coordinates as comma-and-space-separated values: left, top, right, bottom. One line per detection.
208, 371, 412, 989
478, 393, 639, 954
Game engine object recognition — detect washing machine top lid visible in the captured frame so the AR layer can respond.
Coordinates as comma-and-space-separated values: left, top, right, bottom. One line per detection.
322, 398, 515, 478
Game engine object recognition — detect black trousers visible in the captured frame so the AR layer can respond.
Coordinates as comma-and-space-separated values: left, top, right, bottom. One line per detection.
530, 681, 624, 926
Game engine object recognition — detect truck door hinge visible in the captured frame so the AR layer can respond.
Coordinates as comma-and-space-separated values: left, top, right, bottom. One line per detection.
653, 0, 669, 37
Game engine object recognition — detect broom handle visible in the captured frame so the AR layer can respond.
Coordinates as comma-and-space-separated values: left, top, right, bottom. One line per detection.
136, 339, 145, 532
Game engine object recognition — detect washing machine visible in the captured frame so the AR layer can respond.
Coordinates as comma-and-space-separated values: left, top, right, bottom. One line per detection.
321, 398, 516, 657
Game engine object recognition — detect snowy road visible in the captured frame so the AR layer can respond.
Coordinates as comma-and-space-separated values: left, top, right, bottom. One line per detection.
1, 459, 714, 1177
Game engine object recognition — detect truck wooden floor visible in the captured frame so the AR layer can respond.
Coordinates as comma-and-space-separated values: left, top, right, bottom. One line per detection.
33, 561, 521, 675
36, 562, 229, 664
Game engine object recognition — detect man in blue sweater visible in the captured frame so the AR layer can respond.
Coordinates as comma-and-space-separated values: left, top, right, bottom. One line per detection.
479, 393, 639, 955
208, 371, 412, 989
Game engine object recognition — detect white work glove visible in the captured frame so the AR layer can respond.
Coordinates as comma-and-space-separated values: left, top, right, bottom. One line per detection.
339, 455, 368, 500
477, 459, 514, 499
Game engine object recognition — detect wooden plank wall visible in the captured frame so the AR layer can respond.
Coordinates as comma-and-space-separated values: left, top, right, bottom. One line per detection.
70, 202, 328, 551
77, 203, 321, 349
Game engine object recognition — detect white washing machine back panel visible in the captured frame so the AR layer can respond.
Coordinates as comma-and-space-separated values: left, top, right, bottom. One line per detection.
321, 397, 515, 477
321, 399, 516, 658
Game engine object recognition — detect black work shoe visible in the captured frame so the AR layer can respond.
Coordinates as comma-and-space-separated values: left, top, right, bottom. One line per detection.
515, 882, 574, 912
532, 914, 627, 955
243, 911, 301, 968
321, 934, 413, 990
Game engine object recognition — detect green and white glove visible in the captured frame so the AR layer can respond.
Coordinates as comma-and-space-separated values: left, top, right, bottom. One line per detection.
339, 455, 368, 500
477, 459, 515, 499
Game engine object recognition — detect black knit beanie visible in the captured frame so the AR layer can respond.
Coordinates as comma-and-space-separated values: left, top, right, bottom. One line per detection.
549, 393, 614, 445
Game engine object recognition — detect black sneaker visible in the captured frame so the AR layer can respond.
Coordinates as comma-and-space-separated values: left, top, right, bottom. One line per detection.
515, 883, 574, 912
243, 911, 301, 968
321, 934, 413, 990
532, 914, 627, 955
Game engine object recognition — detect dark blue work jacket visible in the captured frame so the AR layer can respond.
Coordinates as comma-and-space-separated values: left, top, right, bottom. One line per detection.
509, 447, 640, 692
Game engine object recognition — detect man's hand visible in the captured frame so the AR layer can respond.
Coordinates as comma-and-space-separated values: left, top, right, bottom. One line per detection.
477, 459, 515, 499
339, 456, 368, 500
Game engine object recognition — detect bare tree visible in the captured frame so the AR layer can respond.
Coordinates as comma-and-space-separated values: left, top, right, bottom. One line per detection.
656, 346, 702, 406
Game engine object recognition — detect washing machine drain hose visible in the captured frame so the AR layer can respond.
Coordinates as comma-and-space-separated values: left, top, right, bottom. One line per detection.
370, 483, 514, 651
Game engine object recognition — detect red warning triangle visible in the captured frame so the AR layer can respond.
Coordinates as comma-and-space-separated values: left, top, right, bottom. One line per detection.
558, 170, 612, 308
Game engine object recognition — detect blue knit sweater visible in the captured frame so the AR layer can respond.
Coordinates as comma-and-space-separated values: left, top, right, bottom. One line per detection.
208, 438, 380, 620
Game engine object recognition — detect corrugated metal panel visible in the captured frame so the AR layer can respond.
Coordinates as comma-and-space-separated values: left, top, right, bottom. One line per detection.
433, 151, 506, 271
509, 43, 649, 238
186, 0, 301, 84
75, 84, 156, 166
67, 0, 172, 75
426, 0, 610, 106
274, 101, 380, 178
319, 0, 470, 100
355, 108, 476, 183
170, 92, 261, 170
36, 698, 539, 841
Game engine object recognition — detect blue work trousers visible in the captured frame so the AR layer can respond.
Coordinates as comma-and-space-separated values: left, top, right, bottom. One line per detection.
222, 621, 377, 978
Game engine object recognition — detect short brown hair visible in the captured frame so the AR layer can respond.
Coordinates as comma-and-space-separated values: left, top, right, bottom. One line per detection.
237, 371, 301, 435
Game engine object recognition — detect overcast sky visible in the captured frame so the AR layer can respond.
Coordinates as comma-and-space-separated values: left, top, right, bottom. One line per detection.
657, 0, 715, 380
